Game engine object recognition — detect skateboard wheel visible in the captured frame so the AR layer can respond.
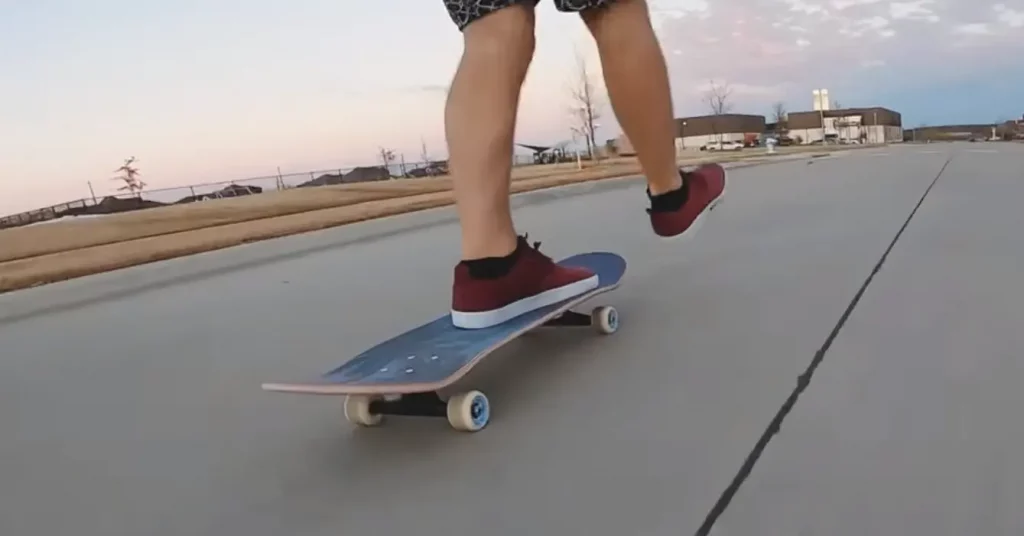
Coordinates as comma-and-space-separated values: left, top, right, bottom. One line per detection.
344, 395, 383, 427
592, 306, 619, 335
446, 390, 490, 432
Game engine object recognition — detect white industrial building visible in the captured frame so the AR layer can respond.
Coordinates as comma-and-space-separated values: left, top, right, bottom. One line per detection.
786, 107, 903, 144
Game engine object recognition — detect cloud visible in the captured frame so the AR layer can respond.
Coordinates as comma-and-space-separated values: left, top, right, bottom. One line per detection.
993, 3, 1024, 26
649, 0, 1024, 112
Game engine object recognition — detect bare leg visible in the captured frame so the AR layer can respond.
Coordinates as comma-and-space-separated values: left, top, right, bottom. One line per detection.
445, 5, 536, 260
581, 0, 681, 195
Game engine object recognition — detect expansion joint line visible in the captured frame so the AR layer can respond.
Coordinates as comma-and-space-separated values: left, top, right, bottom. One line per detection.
693, 156, 954, 536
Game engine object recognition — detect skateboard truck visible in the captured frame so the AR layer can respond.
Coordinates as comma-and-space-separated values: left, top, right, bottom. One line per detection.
368, 392, 447, 418
544, 310, 593, 327
344, 305, 620, 432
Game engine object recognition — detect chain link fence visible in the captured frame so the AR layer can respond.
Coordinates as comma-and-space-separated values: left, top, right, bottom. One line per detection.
1, 154, 547, 230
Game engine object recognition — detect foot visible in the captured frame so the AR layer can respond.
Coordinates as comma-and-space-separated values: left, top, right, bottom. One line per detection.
451, 235, 599, 329
647, 163, 726, 238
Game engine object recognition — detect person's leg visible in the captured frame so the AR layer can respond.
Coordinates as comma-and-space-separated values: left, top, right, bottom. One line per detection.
444, 0, 534, 260
443, 0, 598, 329
571, 0, 726, 238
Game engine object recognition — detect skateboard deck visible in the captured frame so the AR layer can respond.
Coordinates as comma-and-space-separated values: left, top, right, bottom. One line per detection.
261, 251, 626, 431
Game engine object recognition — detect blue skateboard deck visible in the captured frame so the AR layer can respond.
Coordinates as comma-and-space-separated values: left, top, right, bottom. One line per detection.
262, 252, 626, 396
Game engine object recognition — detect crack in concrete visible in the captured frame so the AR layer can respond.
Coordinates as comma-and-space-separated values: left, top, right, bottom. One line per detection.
693, 156, 953, 536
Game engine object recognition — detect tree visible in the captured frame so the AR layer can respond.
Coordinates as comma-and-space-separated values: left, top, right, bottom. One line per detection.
833, 100, 847, 141
568, 52, 602, 161
112, 156, 145, 197
703, 79, 733, 142
378, 147, 396, 179
419, 137, 430, 164
771, 101, 788, 134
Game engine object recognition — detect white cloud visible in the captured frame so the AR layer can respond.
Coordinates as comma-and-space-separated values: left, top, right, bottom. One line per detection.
953, 22, 992, 34
783, 0, 827, 15
831, 0, 885, 9
839, 16, 893, 37
993, 4, 1024, 26
648, 0, 1024, 112
650, 0, 711, 20
889, 0, 940, 22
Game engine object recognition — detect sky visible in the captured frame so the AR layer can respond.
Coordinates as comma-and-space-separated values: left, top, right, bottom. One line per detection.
1, 0, 1022, 215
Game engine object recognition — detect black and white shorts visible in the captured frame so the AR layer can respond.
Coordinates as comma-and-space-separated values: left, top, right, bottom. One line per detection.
443, 0, 618, 31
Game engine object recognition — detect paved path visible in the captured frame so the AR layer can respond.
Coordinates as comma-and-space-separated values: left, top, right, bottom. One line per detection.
1, 142, 1021, 536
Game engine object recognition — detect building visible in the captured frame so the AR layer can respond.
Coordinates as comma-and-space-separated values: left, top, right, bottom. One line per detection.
675, 114, 767, 149
902, 124, 994, 142
786, 107, 902, 144
904, 116, 1024, 142
812, 88, 832, 111
998, 115, 1024, 139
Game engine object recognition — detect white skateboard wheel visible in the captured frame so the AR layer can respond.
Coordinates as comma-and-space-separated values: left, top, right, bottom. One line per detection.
592, 305, 619, 335
344, 395, 383, 427
446, 390, 490, 432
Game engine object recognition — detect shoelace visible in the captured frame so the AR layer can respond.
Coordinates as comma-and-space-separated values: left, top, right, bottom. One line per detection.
520, 233, 544, 253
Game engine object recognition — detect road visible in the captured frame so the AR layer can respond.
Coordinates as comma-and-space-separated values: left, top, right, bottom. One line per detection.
1, 142, 1021, 536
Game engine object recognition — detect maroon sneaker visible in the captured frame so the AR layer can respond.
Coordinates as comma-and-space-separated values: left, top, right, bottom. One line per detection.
451, 236, 599, 329
648, 163, 726, 238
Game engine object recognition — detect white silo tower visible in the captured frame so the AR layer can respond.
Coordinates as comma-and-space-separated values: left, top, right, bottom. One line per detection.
812, 89, 831, 111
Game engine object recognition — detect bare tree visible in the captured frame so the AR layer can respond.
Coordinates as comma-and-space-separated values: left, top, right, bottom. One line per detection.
419, 137, 430, 164
833, 100, 847, 141
112, 156, 145, 198
771, 101, 788, 134
703, 79, 733, 142
378, 147, 396, 179
568, 53, 602, 161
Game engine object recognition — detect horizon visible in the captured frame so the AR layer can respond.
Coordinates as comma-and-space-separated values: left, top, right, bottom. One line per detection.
2, 0, 1022, 215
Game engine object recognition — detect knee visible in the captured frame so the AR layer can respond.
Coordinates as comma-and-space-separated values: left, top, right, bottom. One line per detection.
581, 0, 653, 46
462, 6, 536, 80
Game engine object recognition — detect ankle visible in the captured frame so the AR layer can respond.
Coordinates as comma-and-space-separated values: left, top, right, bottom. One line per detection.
461, 232, 519, 262
646, 168, 683, 195
461, 238, 523, 279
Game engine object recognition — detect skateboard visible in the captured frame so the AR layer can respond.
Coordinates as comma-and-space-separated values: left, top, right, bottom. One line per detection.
261, 252, 627, 432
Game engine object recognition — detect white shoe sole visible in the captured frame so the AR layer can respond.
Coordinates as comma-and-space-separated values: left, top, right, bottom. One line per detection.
451, 274, 600, 329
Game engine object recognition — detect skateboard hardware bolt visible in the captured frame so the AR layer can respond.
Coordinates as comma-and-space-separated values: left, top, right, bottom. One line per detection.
430, 355, 439, 360
405, 368, 414, 374
407, 355, 415, 360
379, 367, 388, 372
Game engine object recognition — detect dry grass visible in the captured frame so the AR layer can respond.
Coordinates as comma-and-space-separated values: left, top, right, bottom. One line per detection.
0, 145, 862, 293
0, 164, 640, 292
0, 160, 609, 263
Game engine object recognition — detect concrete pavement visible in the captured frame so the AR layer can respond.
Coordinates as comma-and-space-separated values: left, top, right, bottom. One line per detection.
1, 142, 1021, 536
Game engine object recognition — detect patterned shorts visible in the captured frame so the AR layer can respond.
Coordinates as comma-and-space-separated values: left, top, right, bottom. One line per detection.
443, 0, 619, 31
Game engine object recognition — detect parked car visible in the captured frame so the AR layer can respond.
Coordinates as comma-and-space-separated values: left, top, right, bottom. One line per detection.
701, 140, 744, 151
